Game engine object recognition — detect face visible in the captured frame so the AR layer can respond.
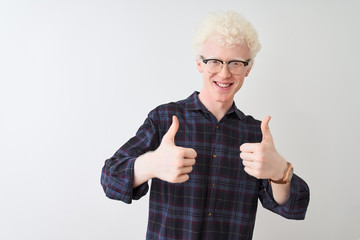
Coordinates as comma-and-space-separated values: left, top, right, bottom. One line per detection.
196, 38, 252, 106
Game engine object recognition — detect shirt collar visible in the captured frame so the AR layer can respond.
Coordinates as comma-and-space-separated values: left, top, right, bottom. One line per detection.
185, 91, 203, 111
227, 102, 245, 120
185, 91, 245, 120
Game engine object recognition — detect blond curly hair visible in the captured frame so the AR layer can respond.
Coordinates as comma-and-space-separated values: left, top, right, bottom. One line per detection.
192, 11, 261, 60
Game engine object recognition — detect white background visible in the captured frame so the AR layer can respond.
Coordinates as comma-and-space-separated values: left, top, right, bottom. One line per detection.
1, 0, 359, 239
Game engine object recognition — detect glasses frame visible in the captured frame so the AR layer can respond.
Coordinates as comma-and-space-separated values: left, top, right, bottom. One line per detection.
199, 55, 250, 74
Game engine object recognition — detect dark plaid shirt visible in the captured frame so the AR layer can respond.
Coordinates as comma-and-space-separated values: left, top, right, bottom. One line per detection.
101, 91, 310, 240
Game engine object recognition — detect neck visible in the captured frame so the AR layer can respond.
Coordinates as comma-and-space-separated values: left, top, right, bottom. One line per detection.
198, 91, 233, 122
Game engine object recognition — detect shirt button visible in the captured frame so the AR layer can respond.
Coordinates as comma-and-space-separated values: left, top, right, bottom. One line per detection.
215, 125, 219, 129
211, 183, 215, 187
208, 212, 212, 217
212, 154, 217, 158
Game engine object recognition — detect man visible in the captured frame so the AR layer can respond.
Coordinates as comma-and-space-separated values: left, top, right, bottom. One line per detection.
101, 11, 310, 240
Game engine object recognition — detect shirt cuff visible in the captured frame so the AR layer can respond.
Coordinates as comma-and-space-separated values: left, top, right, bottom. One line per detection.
101, 157, 149, 204
261, 174, 310, 219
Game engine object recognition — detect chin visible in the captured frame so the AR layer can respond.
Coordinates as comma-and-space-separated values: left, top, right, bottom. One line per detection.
212, 85, 241, 103
214, 93, 233, 104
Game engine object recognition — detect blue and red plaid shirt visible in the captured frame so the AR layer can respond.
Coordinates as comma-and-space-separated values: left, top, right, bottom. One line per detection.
101, 91, 310, 240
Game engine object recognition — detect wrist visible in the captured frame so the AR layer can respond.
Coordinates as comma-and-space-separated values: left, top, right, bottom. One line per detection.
269, 161, 294, 184
134, 152, 156, 184
274, 158, 288, 180
145, 151, 157, 179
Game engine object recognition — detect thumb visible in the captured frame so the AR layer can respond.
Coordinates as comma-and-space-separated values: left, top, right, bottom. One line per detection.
261, 115, 273, 143
163, 115, 179, 144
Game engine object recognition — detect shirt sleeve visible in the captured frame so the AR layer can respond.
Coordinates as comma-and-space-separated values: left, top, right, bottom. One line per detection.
258, 174, 310, 219
100, 111, 160, 204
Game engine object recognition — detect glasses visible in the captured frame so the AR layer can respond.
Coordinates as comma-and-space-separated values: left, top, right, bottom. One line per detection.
200, 55, 250, 75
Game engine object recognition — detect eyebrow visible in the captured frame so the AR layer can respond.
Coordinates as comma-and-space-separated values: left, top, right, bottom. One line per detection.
205, 56, 248, 62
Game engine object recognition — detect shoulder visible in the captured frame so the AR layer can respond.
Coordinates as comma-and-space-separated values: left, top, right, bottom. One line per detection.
147, 96, 190, 121
233, 105, 261, 128
237, 113, 262, 142
146, 97, 189, 137
156, 98, 187, 113
243, 114, 261, 127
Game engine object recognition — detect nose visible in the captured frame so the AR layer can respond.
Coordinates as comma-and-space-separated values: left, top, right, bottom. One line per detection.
217, 64, 232, 78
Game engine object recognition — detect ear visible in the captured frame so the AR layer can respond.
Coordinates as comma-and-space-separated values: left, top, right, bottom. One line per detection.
196, 57, 203, 73
245, 64, 252, 77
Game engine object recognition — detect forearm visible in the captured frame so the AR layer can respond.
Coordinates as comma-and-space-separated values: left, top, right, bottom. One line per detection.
270, 181, 291, 205
270, 158, 292, 205
133, 151, 155, 188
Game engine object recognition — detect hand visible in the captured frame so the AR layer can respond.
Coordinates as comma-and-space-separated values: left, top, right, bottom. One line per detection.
240, 116, 287, 180
151, 115, 197, 183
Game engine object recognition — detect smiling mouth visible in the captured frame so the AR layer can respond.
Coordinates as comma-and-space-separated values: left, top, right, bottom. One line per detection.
215, 81, 233, 88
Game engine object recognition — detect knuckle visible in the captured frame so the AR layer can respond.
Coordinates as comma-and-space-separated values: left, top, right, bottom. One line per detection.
168, 177, 176, 183
258, 145, 265, 152
169, 175, 179, 183
258, 154, 265, 162
183, 174, 190, 182
174, 149, 182, 158
175, 159, 184, 167
258, 162, 265, 171
254, 171, 261, 179
239, 144, 245, 151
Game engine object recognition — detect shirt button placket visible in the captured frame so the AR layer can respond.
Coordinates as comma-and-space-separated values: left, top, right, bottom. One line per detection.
211, 154, 217, 188
212, 125, 219, 190
207, 123, 219, 225
208, 153, 217, 219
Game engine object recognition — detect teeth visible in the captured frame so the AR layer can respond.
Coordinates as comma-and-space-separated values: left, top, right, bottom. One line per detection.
216, 82, 231, 88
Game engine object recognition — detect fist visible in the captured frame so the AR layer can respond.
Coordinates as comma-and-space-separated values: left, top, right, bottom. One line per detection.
240, 116, 287, 180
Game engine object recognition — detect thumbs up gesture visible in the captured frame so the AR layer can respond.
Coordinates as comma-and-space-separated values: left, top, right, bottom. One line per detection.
152, 116, 197, 183
240, 116, 287, 180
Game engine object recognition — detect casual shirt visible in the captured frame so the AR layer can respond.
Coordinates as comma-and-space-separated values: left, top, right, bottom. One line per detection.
101, 91, 310, 240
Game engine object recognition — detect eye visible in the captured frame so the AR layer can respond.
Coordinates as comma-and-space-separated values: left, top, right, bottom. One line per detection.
229, 61, 242, 66
208, 59, 221, 64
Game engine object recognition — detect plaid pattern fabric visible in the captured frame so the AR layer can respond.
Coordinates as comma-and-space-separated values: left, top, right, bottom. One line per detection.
101, 92, 310, 240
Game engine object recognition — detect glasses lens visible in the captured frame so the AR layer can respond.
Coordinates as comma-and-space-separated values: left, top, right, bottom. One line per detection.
206, 60, 222, 73
228, 62, 244, 74
205, 59, 246, 74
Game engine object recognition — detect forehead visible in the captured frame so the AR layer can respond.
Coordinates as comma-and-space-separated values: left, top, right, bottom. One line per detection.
200, 38, 251, 60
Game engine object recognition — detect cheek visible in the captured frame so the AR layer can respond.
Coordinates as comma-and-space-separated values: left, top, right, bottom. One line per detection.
203, 72, 216, 82
234, 78, 245, 90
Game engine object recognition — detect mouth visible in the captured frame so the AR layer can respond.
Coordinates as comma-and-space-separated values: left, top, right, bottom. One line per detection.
214, 81, 233, 88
